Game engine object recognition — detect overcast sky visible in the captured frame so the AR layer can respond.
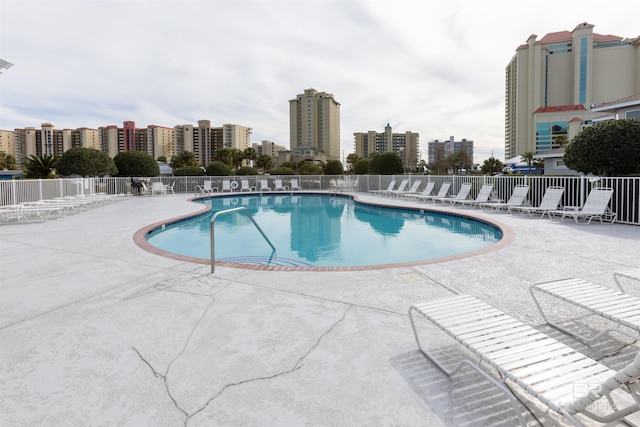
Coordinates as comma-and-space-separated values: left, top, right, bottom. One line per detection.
1, 0, 638, 164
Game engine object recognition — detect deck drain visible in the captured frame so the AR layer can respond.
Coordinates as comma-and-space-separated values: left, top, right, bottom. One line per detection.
398, 272, 426, 283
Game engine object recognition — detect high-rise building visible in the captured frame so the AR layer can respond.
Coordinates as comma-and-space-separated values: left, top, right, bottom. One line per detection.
253, 140, 286, 157
427, 136, 473, 166
353, 124, 419, 170
0, 129, 17, 161
505, 22, 640, 159
220, 124, 252, 151
289, 88, 340, 160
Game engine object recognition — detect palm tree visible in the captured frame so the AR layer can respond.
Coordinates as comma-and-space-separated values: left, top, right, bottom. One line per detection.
533, 157, 545, 175
520, 152, 535, 175
0, 152, 18, 170
243, 147, 258, 167
23, 154, 58, 179
481, 156, 503, 175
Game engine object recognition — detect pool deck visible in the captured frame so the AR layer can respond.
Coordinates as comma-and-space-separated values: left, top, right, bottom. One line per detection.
1, 191, 639, 426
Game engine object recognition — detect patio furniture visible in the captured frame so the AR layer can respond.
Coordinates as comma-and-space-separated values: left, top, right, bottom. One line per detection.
240, 179, 254, 192
151, 182, 166, 196
614, 269, 640, 291
450, 184, 493, 208
289, 179, 302, 191
508, 186, 564, 217
433, 182, 472, 204
164, 182, 175, 194
381, 179, 409, 197
548, 187, 616, 224
274, 179, 286, 191
369, 179, 396, 195
389, 180, 421, 198
530, 277, 640, 342
139, 182, 152, 196
345, 177, 359, 191
402, 181, 434, 200
415, 182, 451, 202
221, 180, 233, 192
409, 294, 640, 426
260, 179, 272, 192
480, 184, 529, 211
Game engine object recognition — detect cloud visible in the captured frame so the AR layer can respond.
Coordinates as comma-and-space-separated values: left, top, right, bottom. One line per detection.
1, 0, 638, 164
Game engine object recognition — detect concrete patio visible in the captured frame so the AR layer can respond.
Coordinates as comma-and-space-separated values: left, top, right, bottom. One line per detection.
1, 192, 638, 426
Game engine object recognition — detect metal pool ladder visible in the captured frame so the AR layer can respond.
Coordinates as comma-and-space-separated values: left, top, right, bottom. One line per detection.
210, 207, 276, 273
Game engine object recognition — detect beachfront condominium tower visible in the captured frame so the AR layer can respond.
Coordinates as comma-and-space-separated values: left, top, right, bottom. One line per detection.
353, 123, 420, 171
289, 88, 341, 160
504, 22, 639, 159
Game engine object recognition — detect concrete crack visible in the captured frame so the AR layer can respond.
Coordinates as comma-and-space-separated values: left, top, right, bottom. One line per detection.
133, 291, 219, 424
185, 305, 352, 424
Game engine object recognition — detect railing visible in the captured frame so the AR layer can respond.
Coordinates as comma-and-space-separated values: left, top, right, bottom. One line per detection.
210, 207, 276, 273
1, 174, 639, 225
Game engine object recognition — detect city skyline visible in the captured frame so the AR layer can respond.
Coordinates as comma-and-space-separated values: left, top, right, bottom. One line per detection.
1, 0, 638, 164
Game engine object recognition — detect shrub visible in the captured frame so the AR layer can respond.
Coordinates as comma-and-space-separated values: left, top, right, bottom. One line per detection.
206, 161, 230, 176
270, 166, 295, 175
56, 148, 117, 177
114, 151, 159, 177
368, 152, 404, 175
174, 166, 205, 176
324, 159, 344, 175
235, 166, 259, 175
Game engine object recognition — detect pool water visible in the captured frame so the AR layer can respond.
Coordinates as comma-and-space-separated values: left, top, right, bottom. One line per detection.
146, 194, 502, 268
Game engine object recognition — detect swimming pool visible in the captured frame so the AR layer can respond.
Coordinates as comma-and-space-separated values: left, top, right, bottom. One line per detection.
145, 193, 503, 269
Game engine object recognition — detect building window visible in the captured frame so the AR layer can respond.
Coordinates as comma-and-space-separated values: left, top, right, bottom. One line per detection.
536, 121, 567, 152
554, 159, 567, 169
625, 109, 640, 119
579, 37, 588, 105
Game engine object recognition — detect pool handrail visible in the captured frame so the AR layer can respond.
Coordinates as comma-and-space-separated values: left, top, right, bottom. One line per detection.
210, 207, 277, 273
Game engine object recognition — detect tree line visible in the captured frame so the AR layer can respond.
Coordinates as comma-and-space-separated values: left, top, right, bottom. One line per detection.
16, 118, 640, 178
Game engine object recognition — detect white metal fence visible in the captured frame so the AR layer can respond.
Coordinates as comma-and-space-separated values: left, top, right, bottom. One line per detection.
1, 175, 638, 225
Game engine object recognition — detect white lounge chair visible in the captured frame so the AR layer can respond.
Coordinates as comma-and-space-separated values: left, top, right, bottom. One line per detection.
508, 186, 564, 217
433, 182, 472, 204
450, 184, 493, 208
409, 294, 640, 426
260, 179, 272, 192
614, 268, 640, 291
370, 179, 396, 195
240, 179, 254, 192
221, 180, 232, 192
530, 277, 640, 342
289, 179, 302, 191
416, 182, 451, 202
403, 181, 435, 200
274, 179, 285, 191
480, 184, 529, 211
390, 180, 421, 198
380, 179, 408, 197
548, 187, 616, 224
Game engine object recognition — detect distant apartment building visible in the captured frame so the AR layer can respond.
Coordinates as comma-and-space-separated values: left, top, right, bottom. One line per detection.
4, 119, 253, 167
289, 88, 340, 161
0, 129, 17, 160
9, 124, 101, 164
353, 124, 419, 170
427, 136, 474, 165
220, 124, 252, 152
505, 22, 640, 159
253, 140, 286, 157
98, 122, 174, 160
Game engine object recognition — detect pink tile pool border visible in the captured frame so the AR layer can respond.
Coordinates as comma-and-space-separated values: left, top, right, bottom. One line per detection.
133, 192, 516, 271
